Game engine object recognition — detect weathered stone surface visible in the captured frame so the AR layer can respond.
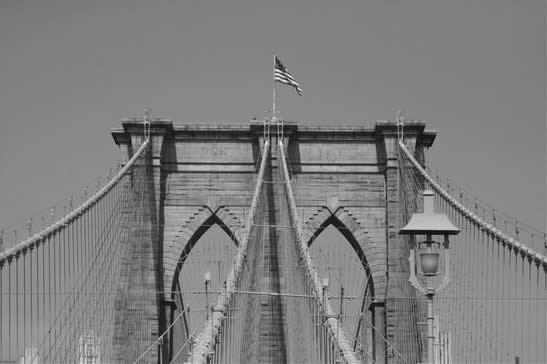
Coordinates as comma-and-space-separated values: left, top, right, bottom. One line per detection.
111, 119, 436, 363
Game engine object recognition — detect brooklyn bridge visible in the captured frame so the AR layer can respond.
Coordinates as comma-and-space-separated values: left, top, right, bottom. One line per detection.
0, 117, 545, 363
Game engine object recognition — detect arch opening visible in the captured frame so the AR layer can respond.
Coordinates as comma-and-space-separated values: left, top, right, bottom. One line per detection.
168, 214, 238, 360
308, 216, 375, 358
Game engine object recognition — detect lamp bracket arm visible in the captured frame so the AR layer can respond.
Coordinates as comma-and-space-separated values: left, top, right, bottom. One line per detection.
408, 249, 428, 295
435, 249, 451, 293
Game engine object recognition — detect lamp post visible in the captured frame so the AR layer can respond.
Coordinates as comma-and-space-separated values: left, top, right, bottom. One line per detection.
204, 272, 211, 320
399, 190, 460, 364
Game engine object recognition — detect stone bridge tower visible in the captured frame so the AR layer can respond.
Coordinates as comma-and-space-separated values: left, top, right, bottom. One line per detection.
111, 119, 436, 363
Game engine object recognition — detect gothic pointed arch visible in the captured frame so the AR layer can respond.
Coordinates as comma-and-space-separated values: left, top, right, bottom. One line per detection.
302, 207, 386, 301
170, 213, 241, 296
161, 205, 243, 361
303, 206, 389, 359
162, 206, 244, 302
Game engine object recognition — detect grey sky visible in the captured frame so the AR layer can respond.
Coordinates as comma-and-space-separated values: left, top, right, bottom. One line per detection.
0, 0, 544, 232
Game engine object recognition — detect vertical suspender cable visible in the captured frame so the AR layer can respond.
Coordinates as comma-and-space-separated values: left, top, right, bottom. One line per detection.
23, 250, 27, 354
30, 246, 33, 351
8, 258, 12, 361
16, 250, 20, 359
1, 253, 3, 358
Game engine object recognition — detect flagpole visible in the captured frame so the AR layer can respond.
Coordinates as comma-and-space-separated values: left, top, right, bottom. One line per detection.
273, 53, 277, 140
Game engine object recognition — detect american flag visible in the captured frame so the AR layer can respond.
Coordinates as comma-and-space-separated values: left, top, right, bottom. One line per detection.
275, 56, 303, 96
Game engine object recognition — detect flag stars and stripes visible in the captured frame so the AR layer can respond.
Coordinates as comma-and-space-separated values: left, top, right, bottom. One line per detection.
275, 56, 303, 96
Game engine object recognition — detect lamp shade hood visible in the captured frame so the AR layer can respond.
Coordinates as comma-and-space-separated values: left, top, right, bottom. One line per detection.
399, 190, 460, 235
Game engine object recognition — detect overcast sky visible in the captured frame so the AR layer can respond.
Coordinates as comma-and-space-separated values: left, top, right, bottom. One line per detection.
0, 0, 544, 233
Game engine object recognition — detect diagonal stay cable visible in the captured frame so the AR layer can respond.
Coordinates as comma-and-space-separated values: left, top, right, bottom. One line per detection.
397, 140, 547, 268
277, 139, 361, 364
32, 146, 149, 360
186, 139, 270, 364
0, 139, 150, 264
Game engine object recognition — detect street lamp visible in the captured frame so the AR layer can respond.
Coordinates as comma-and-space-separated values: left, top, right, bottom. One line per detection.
204, 272, 211, 320
399, 190, 460, 364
